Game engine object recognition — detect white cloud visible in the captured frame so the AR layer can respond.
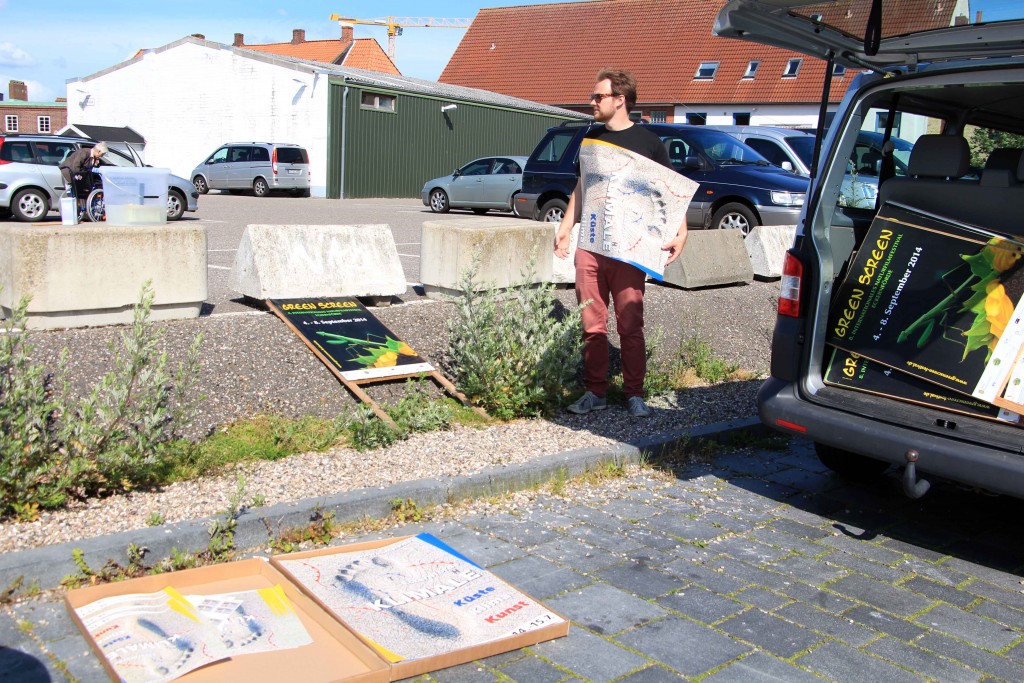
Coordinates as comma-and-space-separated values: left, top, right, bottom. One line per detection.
0, 42, 33, 67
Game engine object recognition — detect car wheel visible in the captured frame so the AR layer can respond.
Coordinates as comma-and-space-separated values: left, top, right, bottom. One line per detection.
193, 176, 209, 194
85, 188, 105, 222
429, 189, 450, 213
815, 442, 890, 481
540, 198, 567, 223
710, 202, 757, 236
472, 208, 489, 215
167, 189, 186, 221
253, 177, 270, 197
11, 188, 50, 222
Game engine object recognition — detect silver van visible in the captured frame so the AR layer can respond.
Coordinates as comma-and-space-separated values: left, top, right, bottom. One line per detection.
716, 1, 1024, 499
190, 142, 309, 197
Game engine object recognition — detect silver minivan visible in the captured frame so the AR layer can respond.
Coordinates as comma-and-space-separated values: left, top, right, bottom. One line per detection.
190, 142, 310, 197
716, 1, 1024, 498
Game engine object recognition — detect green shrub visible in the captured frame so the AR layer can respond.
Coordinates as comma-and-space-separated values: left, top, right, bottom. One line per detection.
0, 283, 203, 518
447, 256, 584, 419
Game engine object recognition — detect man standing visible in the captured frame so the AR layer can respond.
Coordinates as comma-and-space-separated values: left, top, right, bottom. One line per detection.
554, 69, 688, 417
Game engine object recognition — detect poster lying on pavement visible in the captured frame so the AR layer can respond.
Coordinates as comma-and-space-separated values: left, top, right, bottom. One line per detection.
73, 585, 311, 683
268, 297, 433, 381
274, 533, 567, 663
826, 202, 1024, 409
577, 138, 698, 280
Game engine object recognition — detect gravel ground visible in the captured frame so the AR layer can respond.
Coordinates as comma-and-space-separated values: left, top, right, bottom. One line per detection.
1, 280, 779, 553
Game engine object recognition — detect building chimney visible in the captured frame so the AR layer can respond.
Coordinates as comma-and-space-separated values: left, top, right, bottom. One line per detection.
976, 10, 983, 23
191, 33, 205, 39
954, 14, 967, 25
9, 80, 28, 101
292, 29, 305, 45
233, 33, 244, 47
341, 25, 354, 43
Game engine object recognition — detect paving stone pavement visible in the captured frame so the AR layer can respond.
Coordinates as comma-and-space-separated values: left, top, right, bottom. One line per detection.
3, 437, 1024, 682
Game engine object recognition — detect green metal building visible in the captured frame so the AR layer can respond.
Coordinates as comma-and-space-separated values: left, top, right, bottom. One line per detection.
325, 69, 588, 199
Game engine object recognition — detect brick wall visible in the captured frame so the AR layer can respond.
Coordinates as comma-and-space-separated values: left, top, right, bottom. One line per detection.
0, 104, 68, 134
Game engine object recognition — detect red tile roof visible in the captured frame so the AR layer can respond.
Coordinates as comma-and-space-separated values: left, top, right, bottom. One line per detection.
242, 35, 399, 74
439, 0, 954, 108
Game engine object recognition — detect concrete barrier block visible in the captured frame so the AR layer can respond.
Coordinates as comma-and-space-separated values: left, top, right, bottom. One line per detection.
0, 222, 207, 329
661, 229, 753, 289
420, 217, 554, 298
551, 223, 579, 285
231, 224, 407, 300
746, 225, 797, 279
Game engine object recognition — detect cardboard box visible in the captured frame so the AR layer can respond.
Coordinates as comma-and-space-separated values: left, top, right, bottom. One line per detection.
271, 534, 570, 681
65, 558, 390, 683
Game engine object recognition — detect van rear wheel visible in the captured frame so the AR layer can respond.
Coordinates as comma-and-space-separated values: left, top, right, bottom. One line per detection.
815, 442, 890, 481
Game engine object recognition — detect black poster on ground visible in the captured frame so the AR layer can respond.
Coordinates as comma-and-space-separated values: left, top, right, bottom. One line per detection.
268, 297, 433, 381
826, 202, 1024, 401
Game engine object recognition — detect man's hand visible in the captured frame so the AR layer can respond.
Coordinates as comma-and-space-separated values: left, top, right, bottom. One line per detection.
554, 225, 573, 259
661, 229, 688, 265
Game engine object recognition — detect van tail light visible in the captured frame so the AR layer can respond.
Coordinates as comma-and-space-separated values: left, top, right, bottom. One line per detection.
0, 137, 7, 164
272, 148, 278, 176
777, 250, 803, 318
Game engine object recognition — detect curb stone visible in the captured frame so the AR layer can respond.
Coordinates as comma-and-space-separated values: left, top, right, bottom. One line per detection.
0, 416, 764, 592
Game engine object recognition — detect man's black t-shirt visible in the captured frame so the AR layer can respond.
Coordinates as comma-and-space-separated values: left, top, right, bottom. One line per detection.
582, 124, 672, 169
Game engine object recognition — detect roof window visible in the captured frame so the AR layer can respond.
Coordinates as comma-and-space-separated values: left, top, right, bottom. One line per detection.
832, 63, 847, 77
783, 58, 802, 78
694, 62, 719, 80
743, 61, 760, 79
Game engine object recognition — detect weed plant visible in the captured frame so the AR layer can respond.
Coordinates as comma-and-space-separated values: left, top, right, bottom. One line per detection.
346, 377, 455, 451
0, 284, 203, 520
447, 255, 584, 419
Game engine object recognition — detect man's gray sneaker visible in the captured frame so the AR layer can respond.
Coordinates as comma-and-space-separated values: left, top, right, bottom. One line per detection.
628, 396, 652, 417
568, 391, 607, 415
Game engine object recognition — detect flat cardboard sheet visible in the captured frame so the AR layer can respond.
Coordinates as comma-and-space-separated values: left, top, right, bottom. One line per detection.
272, 534, 569, 680
65, 559, 389, 683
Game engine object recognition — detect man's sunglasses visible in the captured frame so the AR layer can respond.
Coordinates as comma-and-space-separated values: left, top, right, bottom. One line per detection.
590, 93, 620, 102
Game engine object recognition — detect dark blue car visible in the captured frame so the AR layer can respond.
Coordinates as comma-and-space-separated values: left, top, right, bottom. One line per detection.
516, 122, 808, 235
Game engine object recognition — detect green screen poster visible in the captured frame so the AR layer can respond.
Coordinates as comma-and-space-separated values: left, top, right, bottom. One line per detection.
826, 203, 1024, 401
269, 297, 433, 381
823, 346, 1019, 423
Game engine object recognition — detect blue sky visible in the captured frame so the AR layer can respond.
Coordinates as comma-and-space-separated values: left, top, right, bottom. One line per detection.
0, 0, 1020, 103
0, 0, 583, 102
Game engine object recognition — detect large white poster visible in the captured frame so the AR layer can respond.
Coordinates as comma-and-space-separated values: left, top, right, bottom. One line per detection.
577, 138, 698, 279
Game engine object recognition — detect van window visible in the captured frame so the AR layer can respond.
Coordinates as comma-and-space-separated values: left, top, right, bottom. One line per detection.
228, 147, 250, 163
251, 146, 270, 162
531, 130, 577, 164
209, 147, 228, 164
275, 147, 307, 164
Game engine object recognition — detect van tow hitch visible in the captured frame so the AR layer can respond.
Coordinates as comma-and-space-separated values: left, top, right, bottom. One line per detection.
902, 449, 930, 499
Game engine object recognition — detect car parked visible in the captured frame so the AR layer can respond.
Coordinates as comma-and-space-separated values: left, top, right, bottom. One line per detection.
517, 122, 808, 234
0, 134, 198, 222
710, 125, 915, 208
421, 156, 529, 214
716, 0, 1024, 497
190, 142, 310, 197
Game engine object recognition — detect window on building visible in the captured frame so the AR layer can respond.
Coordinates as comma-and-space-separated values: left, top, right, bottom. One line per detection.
650, 110, 667, 123
686, 112, 707, 125
694, 62, 719, 80
37, 116, 51, 133
361, 91, 395, 111
783, 58, 803, 77
832, 64, 847, 77
733, 113, 751, 125
743, 61, 760, 79
875, 111, 903, 137
4, 115, 18, 132
810, 13, 823, 22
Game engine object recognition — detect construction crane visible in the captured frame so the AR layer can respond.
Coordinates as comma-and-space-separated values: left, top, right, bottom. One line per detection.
329, 13, 472, 61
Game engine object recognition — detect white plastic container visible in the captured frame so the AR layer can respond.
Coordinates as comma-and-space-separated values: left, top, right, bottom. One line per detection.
59, 195, 78, 225
99, 167, 169, 225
